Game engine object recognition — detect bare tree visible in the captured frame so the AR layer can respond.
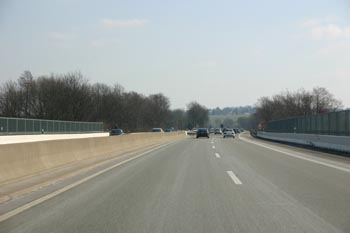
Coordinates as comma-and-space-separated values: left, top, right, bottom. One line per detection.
122, 92, 147, 131
186, 102, 209, 128
0, 81, 22, 117
0, 70, 207, 132
255, 87, 343, 127
144, 93, 170, 129
312, 87, 342, 114
168, 109, 187, 130
18, 71, 37, 118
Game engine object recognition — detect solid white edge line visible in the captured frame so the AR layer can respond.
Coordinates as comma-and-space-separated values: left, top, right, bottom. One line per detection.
215, 153, 221, 158
238, 134, 350, 173
0, 140, 179, 223
227, 171, 242, 185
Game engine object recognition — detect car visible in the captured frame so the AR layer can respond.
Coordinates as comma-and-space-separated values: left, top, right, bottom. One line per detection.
186, 128, 197, 135
164, 127, 176, 132
196, 128, 209, 138
214, 128, 222, 134
209, 128, 215, 134
223, 129, 235, 138
233, 128, 240, 134
109, 129, 124, 136
151, 128, 164, 132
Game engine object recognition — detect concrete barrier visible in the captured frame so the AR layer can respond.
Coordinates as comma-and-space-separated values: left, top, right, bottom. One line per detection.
0, 132, 185, 184
257, 131, 350, 153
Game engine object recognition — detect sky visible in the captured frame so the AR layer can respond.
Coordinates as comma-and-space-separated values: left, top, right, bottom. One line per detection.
0, 0, 349, 109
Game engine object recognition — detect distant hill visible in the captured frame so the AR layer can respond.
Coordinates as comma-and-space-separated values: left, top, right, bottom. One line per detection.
209, 106, 255, 115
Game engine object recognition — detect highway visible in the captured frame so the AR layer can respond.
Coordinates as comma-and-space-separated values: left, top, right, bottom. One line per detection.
1, 134, 350, 233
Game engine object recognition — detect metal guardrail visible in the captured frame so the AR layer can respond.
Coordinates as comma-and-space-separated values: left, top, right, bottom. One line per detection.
0, 117, 103, 135
265, 110, 350, 136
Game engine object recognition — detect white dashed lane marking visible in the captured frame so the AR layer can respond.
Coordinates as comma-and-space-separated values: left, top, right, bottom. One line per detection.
227, 171, 242, 185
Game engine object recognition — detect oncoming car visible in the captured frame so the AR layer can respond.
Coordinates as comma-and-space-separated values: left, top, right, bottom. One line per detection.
151, 128, 164, 132
196, 128, 209, 138
109, 129, 124, 136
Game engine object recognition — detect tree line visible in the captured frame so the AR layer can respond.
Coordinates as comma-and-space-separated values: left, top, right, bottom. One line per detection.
209, 106, 255, 115
250, 87, 343, 129
4, 72, 336, 131
0, 71, 209, 132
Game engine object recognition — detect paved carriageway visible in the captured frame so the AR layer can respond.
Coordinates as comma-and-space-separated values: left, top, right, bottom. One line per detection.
1, 133, 350, 233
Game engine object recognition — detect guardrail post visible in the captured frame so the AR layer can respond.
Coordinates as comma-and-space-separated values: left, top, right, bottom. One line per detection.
336, 112, 339, 136
346, 111, 350, 136
328, 113, 331, 135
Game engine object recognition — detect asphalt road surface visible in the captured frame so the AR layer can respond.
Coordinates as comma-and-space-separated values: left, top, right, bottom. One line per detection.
1, 134, 350, 233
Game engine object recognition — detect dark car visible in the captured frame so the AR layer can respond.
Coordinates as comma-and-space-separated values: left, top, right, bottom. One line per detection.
151, 128, 164, 132
196, 128, 209, 138
233, 128, 240, 134
109, 129, 124, 136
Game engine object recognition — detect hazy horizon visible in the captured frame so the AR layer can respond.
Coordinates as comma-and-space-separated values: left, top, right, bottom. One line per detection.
1, 0, 349, 109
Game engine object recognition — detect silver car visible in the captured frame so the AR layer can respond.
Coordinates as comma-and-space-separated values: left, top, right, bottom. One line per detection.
223, 129, 235, 138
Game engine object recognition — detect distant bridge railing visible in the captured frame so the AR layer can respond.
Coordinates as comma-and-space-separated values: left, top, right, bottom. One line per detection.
265, 110, 350, 136
0, 117, 103, 135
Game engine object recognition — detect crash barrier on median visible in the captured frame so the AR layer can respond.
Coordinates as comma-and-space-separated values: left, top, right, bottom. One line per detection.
0, 117, 103, 135
257, 131, 350, 153
0, 132, 185, 184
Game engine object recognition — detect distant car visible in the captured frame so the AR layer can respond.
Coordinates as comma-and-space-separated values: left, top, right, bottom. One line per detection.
109, 129, 124, 136
164, 128, 172, 132
196, 128, 209, 138
152, 128, 164, 132
233, 128, 240, 134
214, 128, 222, 134
187, 128, 197, 135
209, 128, 215, 134
223, 129, 235, 138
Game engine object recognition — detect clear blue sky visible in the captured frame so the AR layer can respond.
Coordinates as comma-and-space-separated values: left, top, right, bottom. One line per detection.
1, 0, 349, 109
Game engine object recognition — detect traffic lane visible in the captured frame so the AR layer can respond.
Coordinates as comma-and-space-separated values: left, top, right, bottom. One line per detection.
214, 135, 350, 232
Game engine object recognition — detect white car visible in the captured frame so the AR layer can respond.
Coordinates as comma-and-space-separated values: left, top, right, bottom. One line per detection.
223, 129, 235, 138
186, 128, 198, 136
